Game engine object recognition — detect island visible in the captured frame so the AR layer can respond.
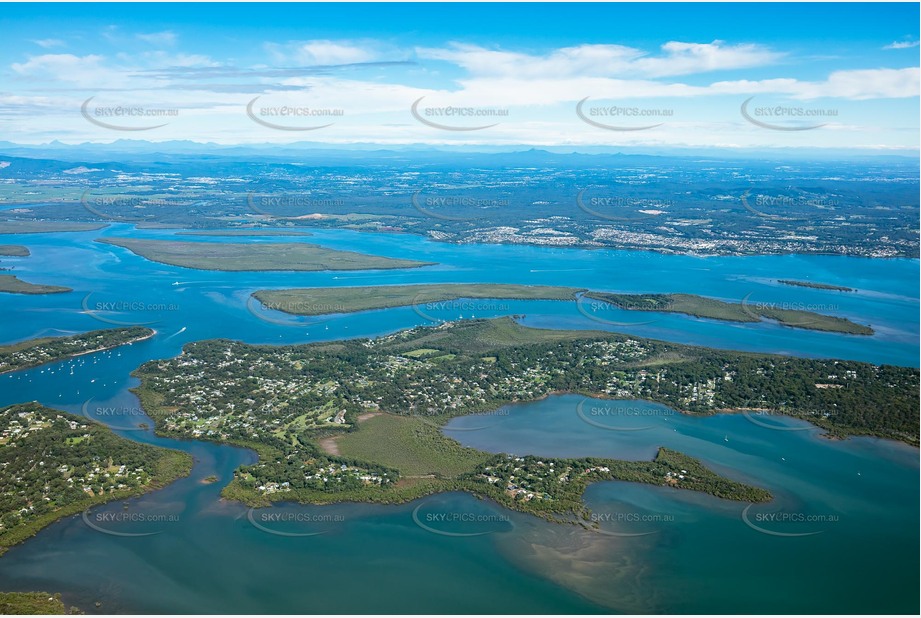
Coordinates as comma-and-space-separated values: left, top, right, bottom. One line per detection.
0, 592, 78, 615
0, 402, 192, 555
583, 292, 873, 335
252, 285, 873, 335
0, 327, 154, 375
0, 221, 107, 235
132, 318, 919, 522
777, 279, 855, 292
96, 238, 435, 272
0, 245, 29, 257
253, 283, 583, 315
0, 275, 71, 295
0, 245, 71, 294
176, 230, 313, 237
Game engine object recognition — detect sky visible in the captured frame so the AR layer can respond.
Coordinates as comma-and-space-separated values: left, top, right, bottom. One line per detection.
1, 2, 919, 151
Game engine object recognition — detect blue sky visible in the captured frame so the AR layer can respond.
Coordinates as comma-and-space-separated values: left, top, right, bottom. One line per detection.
1, 2, 918, 151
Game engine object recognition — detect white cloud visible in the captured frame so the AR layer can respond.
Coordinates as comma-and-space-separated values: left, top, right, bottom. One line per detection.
711, 68, 920, 100
265, 40, 378, 66
136, 31, 178, 46
11, 54, 109, 83
33, 39, 65, 49
634, 41, 783, 77
417, 41, 783, 79
138, 51, 219, 68
884, 40, 920, 50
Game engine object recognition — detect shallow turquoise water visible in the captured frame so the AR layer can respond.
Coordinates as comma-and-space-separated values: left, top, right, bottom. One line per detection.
0, 228, 916, 613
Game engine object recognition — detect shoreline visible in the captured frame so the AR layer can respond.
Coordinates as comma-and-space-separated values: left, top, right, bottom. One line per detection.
0, 329, 156, 377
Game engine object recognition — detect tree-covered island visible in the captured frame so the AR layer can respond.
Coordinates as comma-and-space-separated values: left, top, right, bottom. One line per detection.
132, 318, 918, 521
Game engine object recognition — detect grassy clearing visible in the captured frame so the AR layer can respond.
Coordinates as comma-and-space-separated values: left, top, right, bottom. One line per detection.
333, 413, 490, 478
0, 274, 71, 295
584, 292, 872, 335
97, 238, 435, 272
253, 283, 582, 315
0, 221, 106, 234
0, 245, 29, 256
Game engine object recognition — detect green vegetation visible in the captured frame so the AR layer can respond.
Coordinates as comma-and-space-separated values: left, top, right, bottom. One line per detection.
463, 448, 770, 518
253, 283, 583, 315
97, 238, 435, 272
0, 245, 29, 257
0, 592, 78, 614
0, 402, 192, 555
583, 291, 873, 335
176, 229, 313, 237
778, 279, 855, 292
335, 414, 490, 477
132, 316, 919, 520
0, 327, 153, 375
0, 221, 106, 234
0, 274, 71, 295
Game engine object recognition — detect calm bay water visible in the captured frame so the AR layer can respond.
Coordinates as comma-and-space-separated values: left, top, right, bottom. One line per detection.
0, 227, 917, 613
